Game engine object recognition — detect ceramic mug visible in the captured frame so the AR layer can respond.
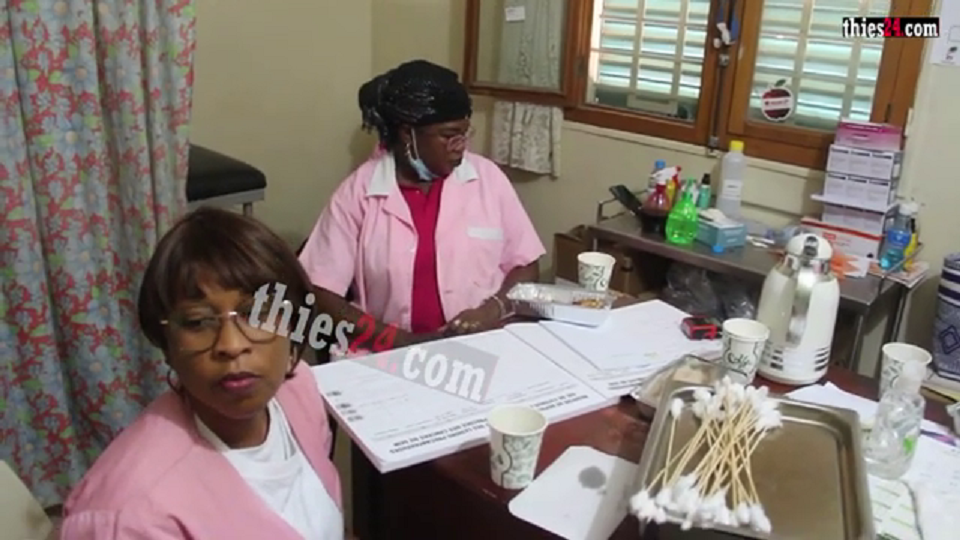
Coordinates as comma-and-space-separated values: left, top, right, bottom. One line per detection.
880, 343, 932, 399
721, 318, 770, 384
487, 404, 548, 490
577, 252, 616, 292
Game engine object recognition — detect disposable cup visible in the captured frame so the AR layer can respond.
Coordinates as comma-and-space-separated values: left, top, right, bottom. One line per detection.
721, 318, 770, 384
577, 252, 616, 292
487, 405, 548, 490
880, 343, 931, 399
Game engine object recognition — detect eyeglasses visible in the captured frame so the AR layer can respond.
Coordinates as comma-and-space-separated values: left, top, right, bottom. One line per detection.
424, 126, 475, 150
160, 302, 286, 353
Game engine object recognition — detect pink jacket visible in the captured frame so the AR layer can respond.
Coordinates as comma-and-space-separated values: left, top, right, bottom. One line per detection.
61, 364, 342, 539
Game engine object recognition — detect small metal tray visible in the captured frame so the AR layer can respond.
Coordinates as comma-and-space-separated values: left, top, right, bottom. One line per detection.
634, 383, 874, 540
631, 354, 748, 420
507, 282, 616, 327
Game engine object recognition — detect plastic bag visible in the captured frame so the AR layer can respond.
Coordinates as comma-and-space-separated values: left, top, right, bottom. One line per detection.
661, 263, 758, 320
661, 264, 720, 317
712, 274, 757, 320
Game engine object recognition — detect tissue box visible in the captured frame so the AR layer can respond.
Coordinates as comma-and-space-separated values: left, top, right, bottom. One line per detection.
800, 217, 883, 259
820, 201, 897, 236
823, 173, 898, 212
827, 144, 902, 182
834, 119, 903, 152
697, 219, 747, 252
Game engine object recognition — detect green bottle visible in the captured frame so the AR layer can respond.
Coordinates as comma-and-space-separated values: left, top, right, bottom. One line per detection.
666, 179, 698, 246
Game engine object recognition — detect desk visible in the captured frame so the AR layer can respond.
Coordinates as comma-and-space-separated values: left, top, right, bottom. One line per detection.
588, 214, 908, 372
351, 368, 952, 540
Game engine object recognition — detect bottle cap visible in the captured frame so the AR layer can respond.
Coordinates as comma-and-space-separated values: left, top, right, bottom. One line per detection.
655, 160, 666, 169
701, 173, 711, 186
900, 200, 920, 216
730, 140, 745, 152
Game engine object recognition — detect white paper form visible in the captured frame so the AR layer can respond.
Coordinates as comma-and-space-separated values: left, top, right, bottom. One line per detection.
867, 437, 960, 540
313, 329, 614, 472
505, 322, 663, 399
539, 300, 721, 372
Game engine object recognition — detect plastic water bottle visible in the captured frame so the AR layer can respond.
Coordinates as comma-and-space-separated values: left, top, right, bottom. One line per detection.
864, 361, 926, 480
880, 206, 912, 271
717, 141, 745, 219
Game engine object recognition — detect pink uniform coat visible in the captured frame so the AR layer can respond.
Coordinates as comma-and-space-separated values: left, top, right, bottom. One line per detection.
61, 363, 341, 539
299, 150, 546, 331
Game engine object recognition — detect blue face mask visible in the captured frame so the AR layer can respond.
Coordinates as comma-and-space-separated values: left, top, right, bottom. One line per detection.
406, 133, 439, 182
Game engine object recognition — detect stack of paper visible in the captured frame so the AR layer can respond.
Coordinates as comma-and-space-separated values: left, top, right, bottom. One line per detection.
313, 300, 716, 472
314, 329, 614, 472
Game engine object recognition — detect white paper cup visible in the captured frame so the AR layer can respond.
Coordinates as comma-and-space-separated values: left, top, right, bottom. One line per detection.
487, 405, 548, 490
577, 252, 616, 292
880, 343, 932, 399
721, 318, 770, 384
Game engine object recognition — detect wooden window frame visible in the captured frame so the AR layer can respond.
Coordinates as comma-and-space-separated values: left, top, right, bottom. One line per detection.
463, 0, 930, 170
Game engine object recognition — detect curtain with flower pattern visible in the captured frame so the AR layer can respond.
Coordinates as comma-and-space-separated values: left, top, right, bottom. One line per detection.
0, 0, 195, 505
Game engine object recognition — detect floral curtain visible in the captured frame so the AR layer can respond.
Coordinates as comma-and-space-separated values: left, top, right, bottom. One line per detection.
0, 0, 195, 505
490, 0, 564, 177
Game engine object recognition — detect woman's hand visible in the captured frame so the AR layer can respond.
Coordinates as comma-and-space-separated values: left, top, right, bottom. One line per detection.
443, 299, 502, 336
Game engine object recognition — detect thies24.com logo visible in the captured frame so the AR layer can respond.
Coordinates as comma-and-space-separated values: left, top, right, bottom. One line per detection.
841, 17, 940, 38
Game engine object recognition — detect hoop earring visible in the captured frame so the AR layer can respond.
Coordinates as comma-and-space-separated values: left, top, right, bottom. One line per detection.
287, 352, 300, 378
166, 368, 182, 391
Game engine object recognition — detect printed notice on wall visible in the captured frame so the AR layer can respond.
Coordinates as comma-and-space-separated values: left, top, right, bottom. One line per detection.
932, 0, 960, 66
505, 6, 526, 22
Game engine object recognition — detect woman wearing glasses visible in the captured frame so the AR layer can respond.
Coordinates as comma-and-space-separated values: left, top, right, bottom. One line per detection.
299, 60, 544, 351
61, 208, 347, 539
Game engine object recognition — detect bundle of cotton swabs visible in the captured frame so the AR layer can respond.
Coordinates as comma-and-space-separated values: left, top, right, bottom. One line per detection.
630, 377, 783, 534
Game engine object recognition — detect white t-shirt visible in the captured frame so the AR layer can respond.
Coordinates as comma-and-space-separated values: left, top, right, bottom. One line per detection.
195, 400, 344, 540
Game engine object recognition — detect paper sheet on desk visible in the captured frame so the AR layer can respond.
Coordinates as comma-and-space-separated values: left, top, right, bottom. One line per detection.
786, 383, 951, 436
505, 322, 665, 399
866, 437, 960, 540
313, 329, 614, 473
539, 300, 721, 372
508, 446, 638, 540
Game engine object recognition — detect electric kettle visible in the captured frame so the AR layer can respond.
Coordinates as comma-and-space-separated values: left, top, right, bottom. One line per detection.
756, 233, 840, 385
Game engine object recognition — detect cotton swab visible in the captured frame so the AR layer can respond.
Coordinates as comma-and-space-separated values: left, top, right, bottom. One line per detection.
631, 381, 782, 535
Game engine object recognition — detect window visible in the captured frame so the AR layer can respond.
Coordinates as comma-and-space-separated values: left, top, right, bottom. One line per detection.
463, 0, 930, 170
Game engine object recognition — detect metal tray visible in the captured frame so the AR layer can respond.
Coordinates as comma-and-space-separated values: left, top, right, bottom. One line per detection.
634, 383, 874, 540
507, 282, 616, 327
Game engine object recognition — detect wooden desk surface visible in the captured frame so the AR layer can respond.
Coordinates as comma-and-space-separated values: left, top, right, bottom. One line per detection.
353, 368, 954, 540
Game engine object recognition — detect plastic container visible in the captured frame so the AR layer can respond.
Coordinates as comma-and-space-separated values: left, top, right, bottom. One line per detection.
863, 361, 926, 479
717, 140, 746, 218
665, 179, 699, 246
506, 283, 616, 327
641, 175, 671, 236
649, 159, 666, 189
697, 173, 712, 209
901, 200, 920, 270
879, 205, 912, 270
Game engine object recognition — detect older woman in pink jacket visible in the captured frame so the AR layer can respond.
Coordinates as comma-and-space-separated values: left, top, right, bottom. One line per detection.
60, 207, 347, 539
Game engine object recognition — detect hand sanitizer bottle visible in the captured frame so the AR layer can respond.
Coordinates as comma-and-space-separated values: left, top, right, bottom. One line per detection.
864, 361, 927, 480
